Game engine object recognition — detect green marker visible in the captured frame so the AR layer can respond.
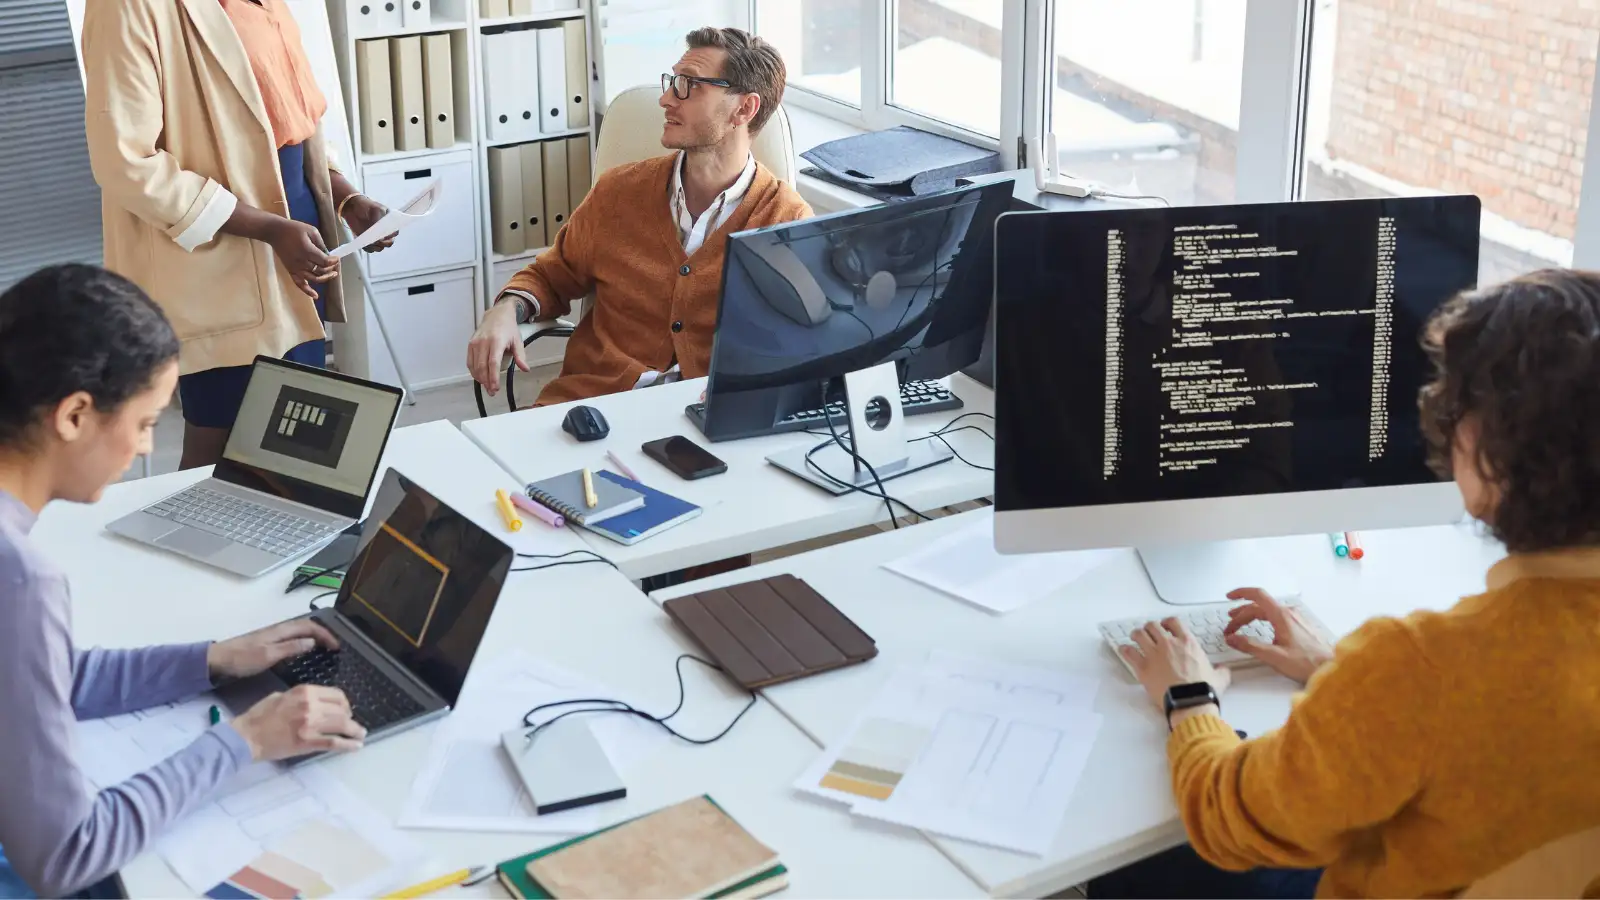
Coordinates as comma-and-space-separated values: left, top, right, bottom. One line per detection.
209, 705, 221, 725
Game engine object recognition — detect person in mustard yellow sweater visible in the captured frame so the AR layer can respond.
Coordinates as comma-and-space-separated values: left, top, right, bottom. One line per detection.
466, 26, 812, 408
1097, 268, 1600, 899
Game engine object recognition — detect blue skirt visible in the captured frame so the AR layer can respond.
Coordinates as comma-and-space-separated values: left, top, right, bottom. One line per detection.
178, 142, 329, 428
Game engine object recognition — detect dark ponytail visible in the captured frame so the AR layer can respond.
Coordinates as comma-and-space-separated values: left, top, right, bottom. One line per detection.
0, 264, 179, 445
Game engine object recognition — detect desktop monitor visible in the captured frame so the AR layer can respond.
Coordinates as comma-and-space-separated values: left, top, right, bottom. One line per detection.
992, 196, 1481, 605
690, 180, 1014, 441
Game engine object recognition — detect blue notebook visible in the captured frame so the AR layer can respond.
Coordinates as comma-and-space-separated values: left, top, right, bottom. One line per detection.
585, 471, 703, 545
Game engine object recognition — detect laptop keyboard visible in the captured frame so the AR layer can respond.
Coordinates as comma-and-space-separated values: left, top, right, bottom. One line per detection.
145, 485, 338, 558
272, 648, 426, 731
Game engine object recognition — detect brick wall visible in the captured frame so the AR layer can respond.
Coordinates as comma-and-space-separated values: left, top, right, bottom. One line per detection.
1327, 0, 1600, 240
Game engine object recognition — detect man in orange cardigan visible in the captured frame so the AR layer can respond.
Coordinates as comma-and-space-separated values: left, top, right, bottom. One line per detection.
467, 27, 813, 407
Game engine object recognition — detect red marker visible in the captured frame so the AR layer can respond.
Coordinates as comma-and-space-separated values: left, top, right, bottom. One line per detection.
1344, 531, 1364, 560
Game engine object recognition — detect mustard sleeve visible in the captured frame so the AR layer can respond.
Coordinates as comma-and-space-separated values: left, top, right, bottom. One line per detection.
1167, 617, 1442, 871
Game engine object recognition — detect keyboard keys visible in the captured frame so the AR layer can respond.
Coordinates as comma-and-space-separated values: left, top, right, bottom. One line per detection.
272, 648, 425, 730
146, 486, 336, 554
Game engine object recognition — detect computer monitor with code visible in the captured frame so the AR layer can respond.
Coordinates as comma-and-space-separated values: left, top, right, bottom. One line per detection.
992, 196, 1480, 605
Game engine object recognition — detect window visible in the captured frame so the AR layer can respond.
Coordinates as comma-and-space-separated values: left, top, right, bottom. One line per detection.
755, 0, 864, 108
890, 0, 1003, 136
1300, 0, 1599, 282
1046, 0, 1247, 205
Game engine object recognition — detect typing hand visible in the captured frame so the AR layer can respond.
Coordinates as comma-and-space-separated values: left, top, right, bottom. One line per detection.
231, 685, 366, 761
1222, 587, 1333, 685
208, 619, 339, 680
1119, 618, 1230, 711
467, 300, 528, 395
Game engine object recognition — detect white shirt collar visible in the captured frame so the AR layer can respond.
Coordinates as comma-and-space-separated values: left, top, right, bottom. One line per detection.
670, 151, 758, 254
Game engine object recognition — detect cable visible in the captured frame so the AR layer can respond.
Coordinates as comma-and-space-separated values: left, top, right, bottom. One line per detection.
809, 411, 932, 528
512, 548, 619, 573
307, 590, 338, 611
519, 655, 757, 747
1091, 188, 1171, 207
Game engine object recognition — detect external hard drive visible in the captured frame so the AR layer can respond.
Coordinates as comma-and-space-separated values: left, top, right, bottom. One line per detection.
501, 720, 626, 815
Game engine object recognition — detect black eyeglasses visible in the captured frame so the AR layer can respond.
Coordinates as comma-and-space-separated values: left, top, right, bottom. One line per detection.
661, 72, 739, 100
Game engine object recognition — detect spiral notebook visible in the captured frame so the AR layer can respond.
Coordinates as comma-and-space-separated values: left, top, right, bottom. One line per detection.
525, 470, 644, 526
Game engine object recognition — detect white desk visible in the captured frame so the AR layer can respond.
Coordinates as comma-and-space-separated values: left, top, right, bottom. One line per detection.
461, 375, 997, 581
654, 509, 1507, 897
37, 421, 982, 898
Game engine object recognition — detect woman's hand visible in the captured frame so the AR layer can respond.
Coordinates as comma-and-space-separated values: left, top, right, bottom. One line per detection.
266, 218, 339, 299
339, 194, 396, 253
208, 619, 339, 680
1119, 618, 1231, 711
230, 685, 366, 761
1222, 588, 1334, 685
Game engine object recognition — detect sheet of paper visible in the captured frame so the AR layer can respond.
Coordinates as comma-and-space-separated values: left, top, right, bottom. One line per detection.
400, 652, 665, 833
883, 511, 1120, 614
328, 177, 442, 258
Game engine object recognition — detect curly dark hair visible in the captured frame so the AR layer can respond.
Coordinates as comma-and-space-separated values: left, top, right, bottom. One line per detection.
1419, 268, 1600, 553
0, 264, 179, 446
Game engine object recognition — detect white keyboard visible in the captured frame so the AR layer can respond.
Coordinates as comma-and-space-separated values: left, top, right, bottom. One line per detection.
1099, 603, 1332, 676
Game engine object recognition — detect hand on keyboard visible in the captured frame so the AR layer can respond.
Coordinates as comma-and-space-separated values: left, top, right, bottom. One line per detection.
231, 684, 367, 761
1118, 618, 1231, 711
208, 619, 341, 680
1221, 588, 1335, 686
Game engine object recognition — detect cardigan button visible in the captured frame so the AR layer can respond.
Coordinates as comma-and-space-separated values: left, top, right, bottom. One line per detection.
679, 264, 691, 276
671, 320, 684, 333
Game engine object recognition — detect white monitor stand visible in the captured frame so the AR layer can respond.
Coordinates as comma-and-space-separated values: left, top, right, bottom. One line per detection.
767, 362, 953, 495
1137, 540, 1299, 606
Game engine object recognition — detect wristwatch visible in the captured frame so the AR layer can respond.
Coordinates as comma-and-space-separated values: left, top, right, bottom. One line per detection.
1163, 682, 1219, 730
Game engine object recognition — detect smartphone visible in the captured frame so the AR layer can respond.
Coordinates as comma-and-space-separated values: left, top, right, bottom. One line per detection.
642, 435, 727, 480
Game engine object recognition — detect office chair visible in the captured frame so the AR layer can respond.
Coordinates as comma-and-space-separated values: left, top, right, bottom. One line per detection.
474, 84, 798, 416
1458, 825, 1600, 898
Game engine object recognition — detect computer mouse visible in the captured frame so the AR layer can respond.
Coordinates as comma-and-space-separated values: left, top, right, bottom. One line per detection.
561, 405, 609, 442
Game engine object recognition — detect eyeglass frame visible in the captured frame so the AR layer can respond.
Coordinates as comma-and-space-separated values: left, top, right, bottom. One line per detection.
661, 72, 743, 100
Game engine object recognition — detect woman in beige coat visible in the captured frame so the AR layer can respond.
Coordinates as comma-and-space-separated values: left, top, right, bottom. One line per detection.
83, 0, 394, 468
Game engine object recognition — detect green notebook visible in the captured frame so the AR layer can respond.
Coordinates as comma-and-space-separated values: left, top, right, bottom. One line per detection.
495, 795, 788, 899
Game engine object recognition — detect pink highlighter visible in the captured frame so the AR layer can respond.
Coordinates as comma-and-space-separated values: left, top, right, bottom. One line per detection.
509, 491, 565, 529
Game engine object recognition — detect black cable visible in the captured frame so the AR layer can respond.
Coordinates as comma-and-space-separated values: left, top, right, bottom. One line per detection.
511, 548, 619, 573
308, 590, 338, 611
519, 655, 757, 747
891, 258, 956, 335
804, 412, 931, 528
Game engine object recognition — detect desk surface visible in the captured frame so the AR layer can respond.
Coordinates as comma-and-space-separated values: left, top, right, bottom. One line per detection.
37, 421, 981, 899
461, 376, 997, 580
655, 508, 1507, 898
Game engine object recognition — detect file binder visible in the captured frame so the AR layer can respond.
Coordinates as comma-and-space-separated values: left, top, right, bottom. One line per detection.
389, 36, 427, 151
567, 136, 591, 211
353, 0, 402, 34
518, 141, 548, 250
421, 34, 455, 149
542, 138, 571, 234
562, 18, 590, 128
510, 0, 536, 13
509, 28, 543, 141
481, 31, 519, 142
487, 146, 526, 256
537, 27, 568, 134
401, 0, 431, 27
355, 39, 395, 156
480, 0, 509, 18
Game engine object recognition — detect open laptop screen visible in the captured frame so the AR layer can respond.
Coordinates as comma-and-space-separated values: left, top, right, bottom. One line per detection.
214, 357, 404, 519
336, 469, 512, 706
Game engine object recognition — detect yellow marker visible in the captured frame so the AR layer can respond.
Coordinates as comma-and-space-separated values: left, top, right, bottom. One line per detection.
581, 467, 598, 508
381, 866, 487, 899
495, 489, 523, 532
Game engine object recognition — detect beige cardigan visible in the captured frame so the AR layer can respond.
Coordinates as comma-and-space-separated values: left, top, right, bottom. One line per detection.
83, 0, 347, 376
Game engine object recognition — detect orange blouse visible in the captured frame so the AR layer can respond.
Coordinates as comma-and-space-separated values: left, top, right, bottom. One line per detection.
219, 0, 328, 148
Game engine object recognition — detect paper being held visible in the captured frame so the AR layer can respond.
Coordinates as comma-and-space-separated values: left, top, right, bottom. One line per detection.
329, 177, 442, 258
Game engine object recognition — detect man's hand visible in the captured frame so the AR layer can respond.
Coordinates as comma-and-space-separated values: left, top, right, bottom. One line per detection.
208, 619, 339, 680
1119, 618, 1231, 711
1222, 588, 1333, 685
467, 299, 528, 395
231, 685, 366, 761
339, 194, 396, 253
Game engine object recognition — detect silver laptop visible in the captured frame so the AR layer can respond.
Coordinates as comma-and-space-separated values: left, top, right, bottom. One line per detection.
108, 356, 404, 577
216, 469, 514, 764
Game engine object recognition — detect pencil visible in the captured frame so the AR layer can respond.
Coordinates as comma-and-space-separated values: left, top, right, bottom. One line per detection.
581, 467, 598, 508
605, 450, 639, 481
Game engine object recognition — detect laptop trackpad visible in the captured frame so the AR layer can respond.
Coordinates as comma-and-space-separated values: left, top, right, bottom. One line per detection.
155, 527, 232, 559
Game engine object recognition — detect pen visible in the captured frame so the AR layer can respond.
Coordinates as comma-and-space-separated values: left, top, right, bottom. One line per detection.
510, 491, 565, 529
208, 705, 221, 725
1328, 532, 1350, 557
581, 467, 598, 508
605, 450, 638, 482
1344, 530, 1365, 560
495, 489, 523, 532
381, 865, 489, 899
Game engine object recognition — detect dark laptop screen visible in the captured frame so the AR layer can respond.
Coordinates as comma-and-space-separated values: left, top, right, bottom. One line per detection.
336, 469, 512, 706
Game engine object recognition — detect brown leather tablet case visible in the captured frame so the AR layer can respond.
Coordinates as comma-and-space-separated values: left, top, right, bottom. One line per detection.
662, 574, 877, 689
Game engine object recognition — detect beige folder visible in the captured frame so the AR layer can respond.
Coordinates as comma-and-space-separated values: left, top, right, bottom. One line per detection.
480, 0, 509, 18
566, 136, 591, 212
518, 141, 548, 250
389, 36, 427, 151
355, 39, 395, 156
421, 34, 455, 149
510, 0, 535, 13
542, 138, 572, 236
487, 146, 526, 256
561, 18, 590, 128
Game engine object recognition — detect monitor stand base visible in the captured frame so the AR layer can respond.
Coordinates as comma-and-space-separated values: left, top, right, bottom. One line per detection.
1137, 540, 1300, 607
767, 440, 954, 496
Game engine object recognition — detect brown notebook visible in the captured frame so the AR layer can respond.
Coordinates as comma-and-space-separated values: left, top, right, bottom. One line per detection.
526, 796, 779, 899
662, 574, 877, 689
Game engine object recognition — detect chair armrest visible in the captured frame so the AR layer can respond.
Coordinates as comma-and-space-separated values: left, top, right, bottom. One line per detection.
519, 318, 577, 342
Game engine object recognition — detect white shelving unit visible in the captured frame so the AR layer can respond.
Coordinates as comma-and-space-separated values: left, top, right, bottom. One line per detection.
324, 0, 598, 385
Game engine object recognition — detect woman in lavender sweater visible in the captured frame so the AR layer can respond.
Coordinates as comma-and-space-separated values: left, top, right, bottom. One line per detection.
0, 265, 368, 899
